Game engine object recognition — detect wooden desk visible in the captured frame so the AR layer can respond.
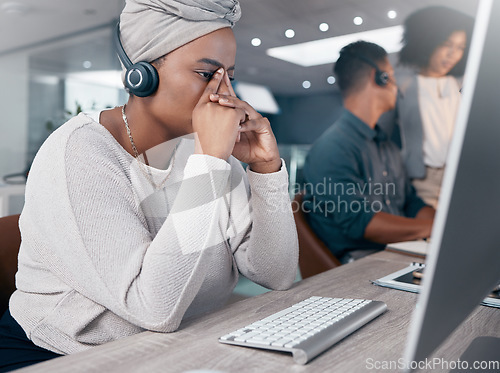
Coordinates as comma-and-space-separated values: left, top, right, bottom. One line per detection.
16, 251, 499, 373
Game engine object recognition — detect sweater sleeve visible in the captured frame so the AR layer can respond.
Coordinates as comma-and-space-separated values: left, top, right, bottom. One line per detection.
26, 124, 239, 332
25, 121, 298, 333
230, 159, 298, 290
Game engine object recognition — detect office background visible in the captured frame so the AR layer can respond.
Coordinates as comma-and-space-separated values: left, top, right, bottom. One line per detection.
0, 0, 478, 210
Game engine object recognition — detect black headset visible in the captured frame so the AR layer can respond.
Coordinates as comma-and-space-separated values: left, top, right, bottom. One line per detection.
113, 23, 159, 97
348, 53, 390, 87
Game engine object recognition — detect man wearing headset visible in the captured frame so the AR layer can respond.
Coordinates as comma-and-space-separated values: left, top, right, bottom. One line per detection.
302, 41, 435, 264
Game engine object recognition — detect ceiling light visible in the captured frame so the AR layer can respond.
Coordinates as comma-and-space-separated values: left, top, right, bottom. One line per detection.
285, 29, 295, 39
251, 38, 262, 47
319, 23, 329, 32
233, 82, 280, 114
387, 10, 397, 19
83, 61, 92, 69
267, 25, 403, 67
67, 70, 123, 89
302, 80, 311, 89
32, 75, 59, 85
327, 76, 336, 85
1, 1, 29, 15
353, 16, 363, 26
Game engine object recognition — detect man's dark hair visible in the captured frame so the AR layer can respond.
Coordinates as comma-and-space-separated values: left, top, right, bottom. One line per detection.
334, 40, 388, 97
399, 6, 474, 76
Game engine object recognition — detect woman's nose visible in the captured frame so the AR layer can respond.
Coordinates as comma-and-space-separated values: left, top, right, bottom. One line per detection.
449, 46, 462, 60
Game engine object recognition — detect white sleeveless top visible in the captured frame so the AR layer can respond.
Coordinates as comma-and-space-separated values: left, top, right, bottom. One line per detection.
417, 75, 461, 168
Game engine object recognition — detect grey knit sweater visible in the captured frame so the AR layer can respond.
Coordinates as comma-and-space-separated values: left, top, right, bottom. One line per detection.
10, 112, 298, 354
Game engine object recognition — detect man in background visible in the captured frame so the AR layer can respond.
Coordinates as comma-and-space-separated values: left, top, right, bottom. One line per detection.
302, 41, 435, 264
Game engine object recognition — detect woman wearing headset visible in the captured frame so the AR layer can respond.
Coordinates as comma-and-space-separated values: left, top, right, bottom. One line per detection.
0, 0, 298, 370
381, 6, 474, 208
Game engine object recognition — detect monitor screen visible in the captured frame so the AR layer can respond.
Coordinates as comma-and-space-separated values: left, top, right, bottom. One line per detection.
403, 0, 500, 369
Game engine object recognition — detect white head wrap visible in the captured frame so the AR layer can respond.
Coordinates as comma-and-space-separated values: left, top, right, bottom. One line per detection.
120, 0, 241, 64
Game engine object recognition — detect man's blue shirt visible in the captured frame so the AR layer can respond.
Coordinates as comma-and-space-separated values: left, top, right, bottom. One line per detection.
302, 109, 426, 257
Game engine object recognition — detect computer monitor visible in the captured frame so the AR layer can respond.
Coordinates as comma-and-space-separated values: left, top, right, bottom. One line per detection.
403, 0, 500, 369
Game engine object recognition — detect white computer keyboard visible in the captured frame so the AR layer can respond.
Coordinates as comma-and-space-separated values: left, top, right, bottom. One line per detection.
219, 296, 387, 364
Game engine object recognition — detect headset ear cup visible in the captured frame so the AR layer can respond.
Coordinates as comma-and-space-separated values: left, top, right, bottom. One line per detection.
376, 71, 389, 87
125, 61, 159, 97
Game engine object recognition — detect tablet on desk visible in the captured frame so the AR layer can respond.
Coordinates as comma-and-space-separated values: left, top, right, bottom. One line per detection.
372, 262, 500, 309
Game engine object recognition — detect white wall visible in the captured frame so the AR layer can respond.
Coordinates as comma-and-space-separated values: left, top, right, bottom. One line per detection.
0, 53, 29, 178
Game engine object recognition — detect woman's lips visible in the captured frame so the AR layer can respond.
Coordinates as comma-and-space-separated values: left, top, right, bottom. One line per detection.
441, 61, 453, 71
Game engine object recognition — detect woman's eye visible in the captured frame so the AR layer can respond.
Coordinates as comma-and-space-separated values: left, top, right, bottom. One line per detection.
198, 71, 214, 80
197, 71, 235, 82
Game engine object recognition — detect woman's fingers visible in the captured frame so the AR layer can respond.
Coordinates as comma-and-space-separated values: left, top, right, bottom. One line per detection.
210, 95, 261, 120
238, 117, 272, 133
192, 67, 248, 160
224, 72, 238, 97
197, 68, 224, 104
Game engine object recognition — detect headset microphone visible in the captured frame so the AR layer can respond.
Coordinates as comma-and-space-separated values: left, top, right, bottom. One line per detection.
113, 23, 159, 97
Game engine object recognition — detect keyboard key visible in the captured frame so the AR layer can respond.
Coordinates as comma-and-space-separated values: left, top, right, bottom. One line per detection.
246, 338, 271, 346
